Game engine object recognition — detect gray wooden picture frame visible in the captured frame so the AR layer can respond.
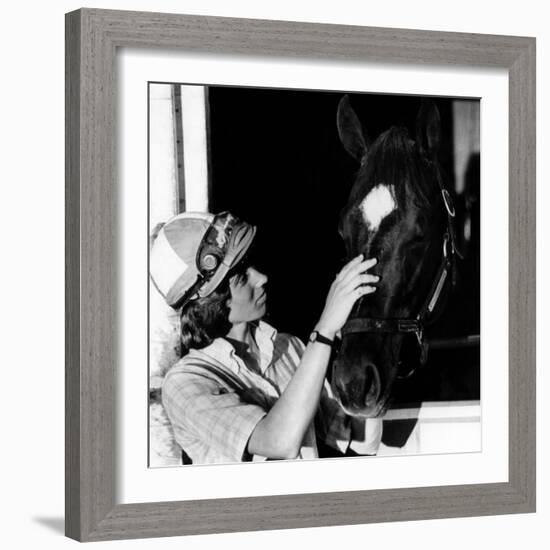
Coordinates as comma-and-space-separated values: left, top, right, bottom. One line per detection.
65, 8, 536, 542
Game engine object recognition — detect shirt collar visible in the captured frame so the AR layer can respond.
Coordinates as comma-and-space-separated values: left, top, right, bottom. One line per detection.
196, 320, 278, 374
254, 321, 277, 373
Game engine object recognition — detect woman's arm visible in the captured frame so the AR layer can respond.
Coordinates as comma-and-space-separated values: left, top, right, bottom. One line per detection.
247, 254, 378, 459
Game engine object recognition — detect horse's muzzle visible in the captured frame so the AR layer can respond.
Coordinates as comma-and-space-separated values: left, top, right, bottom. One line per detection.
332, 361, 383, 417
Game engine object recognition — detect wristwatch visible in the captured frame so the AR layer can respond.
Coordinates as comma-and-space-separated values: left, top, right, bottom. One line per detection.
309, 330, 335, 348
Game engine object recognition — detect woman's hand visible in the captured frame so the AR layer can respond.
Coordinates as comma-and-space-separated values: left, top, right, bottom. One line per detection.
316, 254, 378, 338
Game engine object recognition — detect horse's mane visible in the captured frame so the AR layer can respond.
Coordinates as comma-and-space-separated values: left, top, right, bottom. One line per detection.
347, 126, 436, 213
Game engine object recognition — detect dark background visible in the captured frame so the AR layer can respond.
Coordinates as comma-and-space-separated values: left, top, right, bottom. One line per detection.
207, 86, 479, 403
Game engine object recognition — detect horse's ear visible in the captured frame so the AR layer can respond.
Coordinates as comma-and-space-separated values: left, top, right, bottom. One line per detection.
416, 99, 441, 157
337, 95, 368, 163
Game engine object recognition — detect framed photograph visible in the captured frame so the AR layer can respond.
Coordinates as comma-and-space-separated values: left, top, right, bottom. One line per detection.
66, 8, 535, 542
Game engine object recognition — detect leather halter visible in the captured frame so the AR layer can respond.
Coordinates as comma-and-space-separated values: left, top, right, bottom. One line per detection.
340, 161, 461, 375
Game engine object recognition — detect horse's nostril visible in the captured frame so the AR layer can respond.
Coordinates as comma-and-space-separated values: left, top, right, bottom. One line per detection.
364, 364, 381, 407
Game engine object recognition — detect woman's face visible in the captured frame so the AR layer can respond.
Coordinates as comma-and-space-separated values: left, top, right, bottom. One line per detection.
227, 266, 268, 324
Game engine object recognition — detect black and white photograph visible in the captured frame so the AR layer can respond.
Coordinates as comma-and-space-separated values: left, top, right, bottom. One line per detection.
148, 83, 481, 467
2, 0, 543, 545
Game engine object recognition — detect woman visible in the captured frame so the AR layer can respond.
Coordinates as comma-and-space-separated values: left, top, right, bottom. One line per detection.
150, 211, 382, 464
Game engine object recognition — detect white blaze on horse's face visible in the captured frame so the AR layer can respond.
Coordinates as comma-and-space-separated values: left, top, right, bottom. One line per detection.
359, 183, 397, 232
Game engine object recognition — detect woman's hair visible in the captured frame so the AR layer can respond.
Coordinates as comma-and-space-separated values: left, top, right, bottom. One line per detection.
179, 278, 232, 355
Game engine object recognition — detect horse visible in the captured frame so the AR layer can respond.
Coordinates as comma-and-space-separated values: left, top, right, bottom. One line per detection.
331, 95, 460, 418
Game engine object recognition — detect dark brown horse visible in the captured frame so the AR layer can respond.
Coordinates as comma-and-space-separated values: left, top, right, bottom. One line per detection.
331, 95, 459, 418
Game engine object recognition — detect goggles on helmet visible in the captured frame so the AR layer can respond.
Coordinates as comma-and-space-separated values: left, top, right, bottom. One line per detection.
175, 211, 256, 309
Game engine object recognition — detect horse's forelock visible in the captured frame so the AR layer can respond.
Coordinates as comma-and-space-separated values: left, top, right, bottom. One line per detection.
349, 127, 436, 215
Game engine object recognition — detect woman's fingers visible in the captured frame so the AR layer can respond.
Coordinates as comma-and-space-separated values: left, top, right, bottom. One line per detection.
345, 279, 377, 300
336, 253, 364, 281
341, 265, 380, 291
358, 273, 380, 285
356, 285, 376, 296
339, 257, 378, 285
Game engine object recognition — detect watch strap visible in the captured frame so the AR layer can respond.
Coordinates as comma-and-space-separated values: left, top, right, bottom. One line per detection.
310, 330, 335, 347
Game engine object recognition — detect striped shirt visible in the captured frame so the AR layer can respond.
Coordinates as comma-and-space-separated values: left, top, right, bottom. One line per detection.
162, 321, 382, 464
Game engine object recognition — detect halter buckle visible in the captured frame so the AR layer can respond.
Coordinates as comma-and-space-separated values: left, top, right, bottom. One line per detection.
397, 319, 421, 333
443, 233, 450, 258
442, 189, 456, 217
